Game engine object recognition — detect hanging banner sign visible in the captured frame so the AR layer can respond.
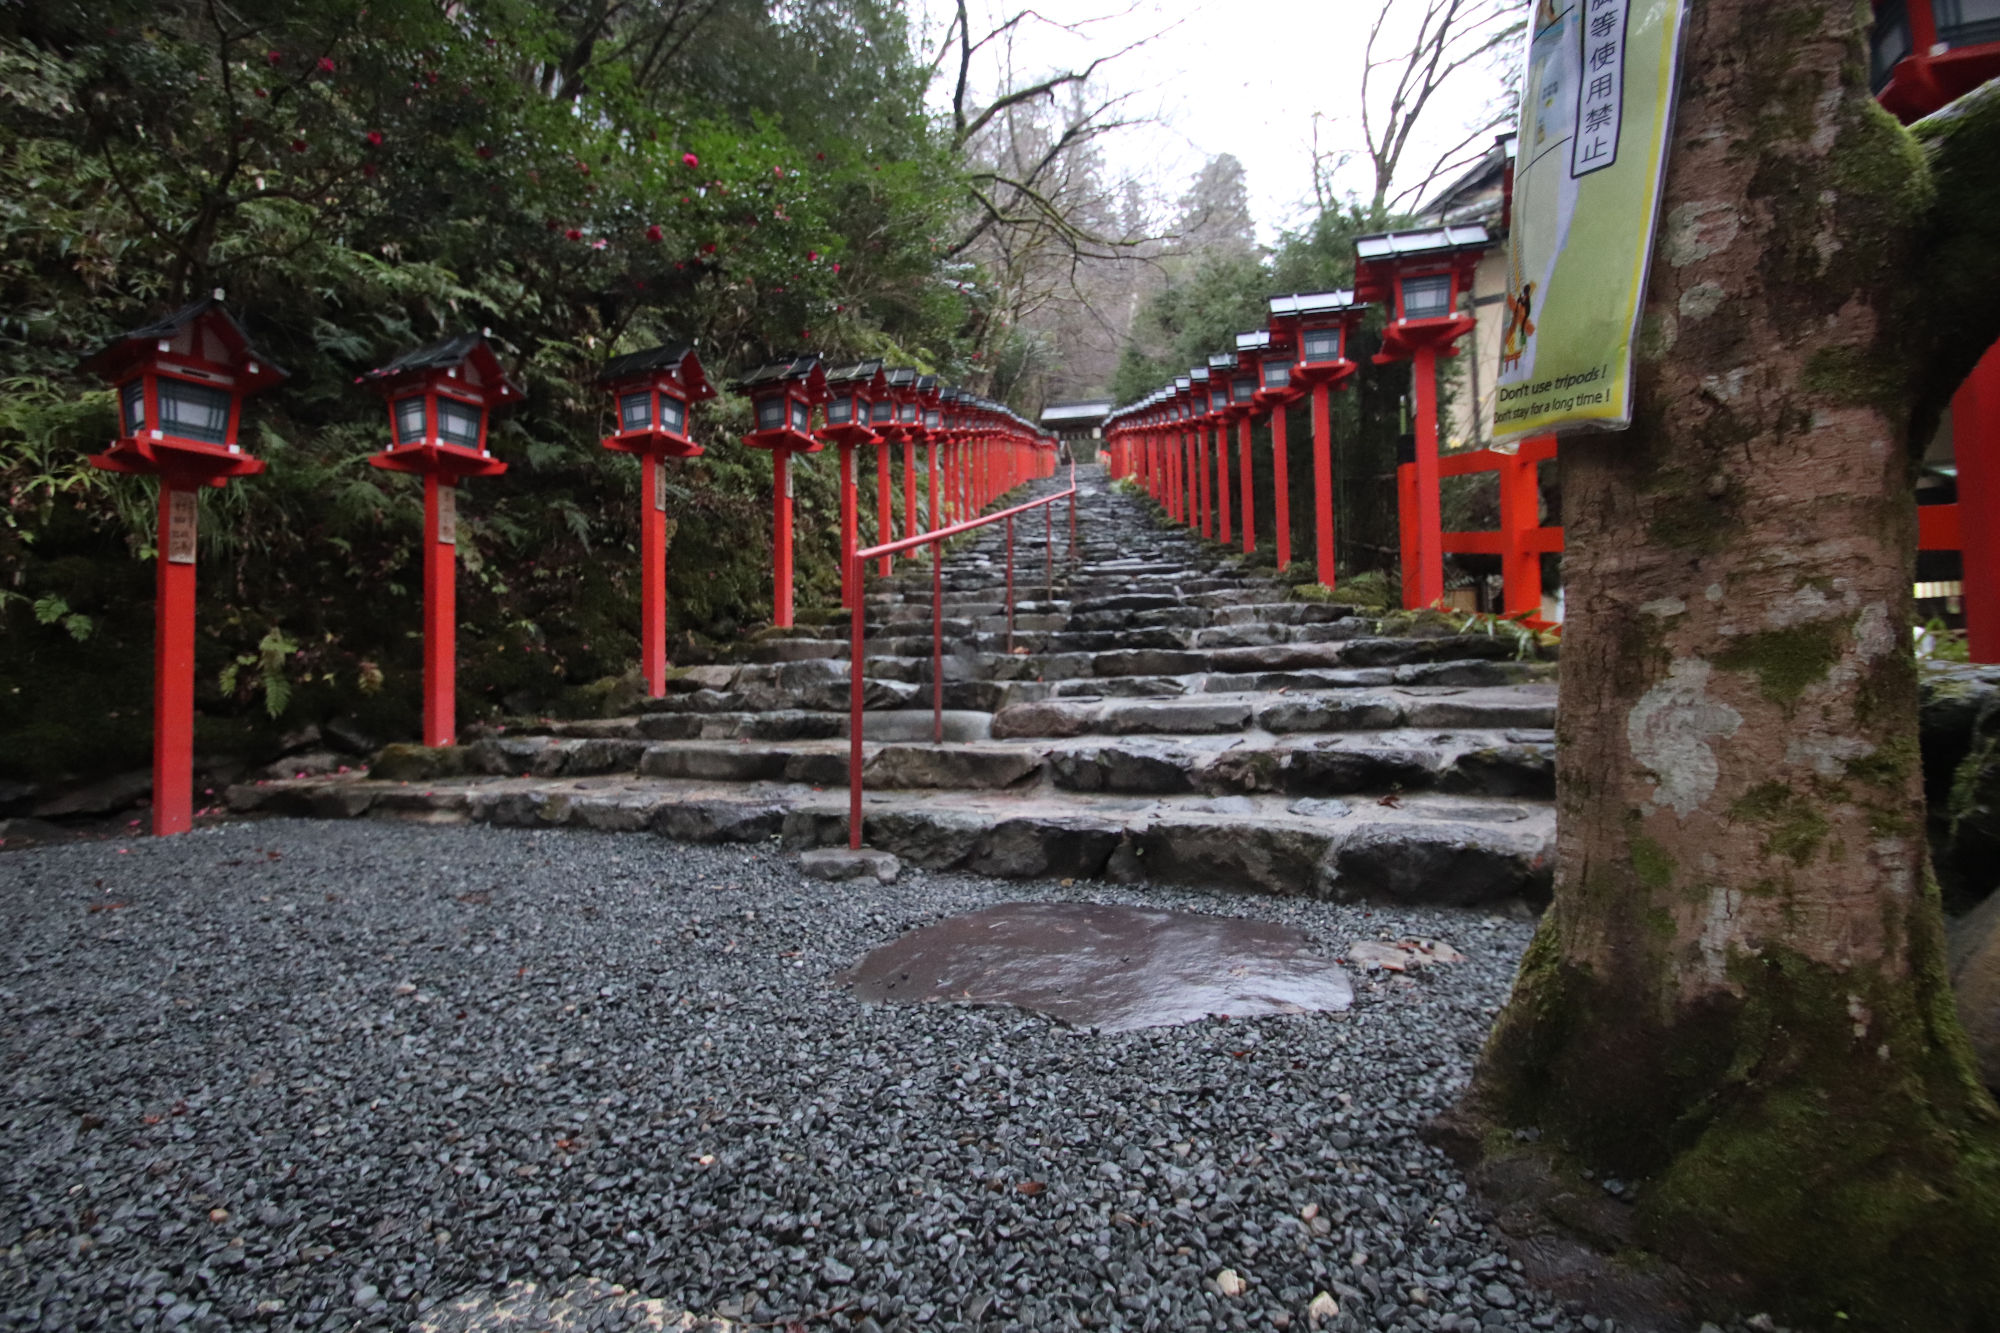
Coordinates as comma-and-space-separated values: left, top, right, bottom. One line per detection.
1493, 0, 1689, 442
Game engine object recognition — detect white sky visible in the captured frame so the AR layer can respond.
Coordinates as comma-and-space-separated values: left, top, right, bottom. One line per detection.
915, 0, 1522, 243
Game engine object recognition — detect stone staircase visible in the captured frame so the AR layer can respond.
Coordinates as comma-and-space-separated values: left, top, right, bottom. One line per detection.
228, 467, 1559, 906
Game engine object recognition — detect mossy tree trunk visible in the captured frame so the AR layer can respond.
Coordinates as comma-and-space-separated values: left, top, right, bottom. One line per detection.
1455, 1, 2000, 1325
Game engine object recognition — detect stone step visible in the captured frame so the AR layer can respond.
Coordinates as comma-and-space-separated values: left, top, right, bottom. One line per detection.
990, 685, 1558, 739
383, 725, 1554, 801
225, 774, 1552, 906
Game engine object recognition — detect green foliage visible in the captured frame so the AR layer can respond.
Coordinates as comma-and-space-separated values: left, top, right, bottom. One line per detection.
0, 0, 990, 780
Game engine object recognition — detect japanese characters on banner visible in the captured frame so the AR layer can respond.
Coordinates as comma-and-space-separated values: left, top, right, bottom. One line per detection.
1494, 0, 1689, 442
166, 489, 198, 565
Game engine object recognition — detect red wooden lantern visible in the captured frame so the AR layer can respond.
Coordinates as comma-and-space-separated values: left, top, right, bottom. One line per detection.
1241, 329, 1301, 569
598, 343, 715, 698
731, 355, 828, 627
80, 293, 289, 836
361, 332, 520, 749
1205, 354, 1238, 547
1270, 290, 1368, 588
820, 360, 887, 609
1355, 224, 1491, 609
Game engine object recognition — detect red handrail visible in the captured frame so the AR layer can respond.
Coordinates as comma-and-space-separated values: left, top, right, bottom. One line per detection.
846, 461, 1079, 850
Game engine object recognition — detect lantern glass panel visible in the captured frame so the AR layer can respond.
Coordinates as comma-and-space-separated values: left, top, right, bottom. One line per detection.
827, 397, 854, 425
790, 399, 809, 432
755, 396, 786, 431
1262, 358, 1292, 389
925, 409, 942, 429
1302, 327, 1341, 362
1401, 273, 1451, 319
394, 395, 426, 444
121, 380, 145, 435
660, 394, 686, 435
437, 397, 482, 449
1233, 378, 1254, 402
870, 400, 894, 423
158, 377, 232, 445
620, 391, 653, 433
898, 403, 918, 423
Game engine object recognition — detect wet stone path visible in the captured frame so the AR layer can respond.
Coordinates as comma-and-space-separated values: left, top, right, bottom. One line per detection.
1, 820, 1621, 1333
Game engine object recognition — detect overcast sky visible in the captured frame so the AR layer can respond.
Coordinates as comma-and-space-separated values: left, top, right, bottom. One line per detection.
913, 0, 1522, 242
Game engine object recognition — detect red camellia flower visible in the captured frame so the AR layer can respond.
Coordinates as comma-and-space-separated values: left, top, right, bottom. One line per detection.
682, 153, 699, 168
255, 87, 268, 98
290, 139, 307, 153
646, 225, 663, 242
362, 163, 378, 178
832, 262, 841, 274
565, 228, 582, 240
477, 145, 494, 159
807, 250, 818, 262
266, 50, 282, 64
366, 130, 383, 146
702, 242, 717, 254
317, 57, 335, 72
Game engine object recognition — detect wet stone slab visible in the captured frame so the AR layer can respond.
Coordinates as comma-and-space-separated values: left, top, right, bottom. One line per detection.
840, 900, 1353, 1031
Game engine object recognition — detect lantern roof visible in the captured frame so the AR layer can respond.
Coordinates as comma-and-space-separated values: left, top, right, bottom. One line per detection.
359, 331, 522, 399
731, 353, 824, 391
1352, 223, 1491, 264
598, 342, 715, 399
915, 373, 939, 394
80, 293, 291, 388
1040, 400, 1113, 427
824, 358, 886, 389
1268, 290, 1363, 321
1189, 367, 1210, 385
1208, 353, 1238, 374
1236, 329, 1274, 354
884, 366, 919, 390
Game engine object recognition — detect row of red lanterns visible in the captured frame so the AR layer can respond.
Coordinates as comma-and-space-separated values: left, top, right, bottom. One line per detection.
77, 296, 1056, 835
1103, 224, 1488, 611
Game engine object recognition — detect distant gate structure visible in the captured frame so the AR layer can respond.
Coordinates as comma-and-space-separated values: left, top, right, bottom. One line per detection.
1039, 400, 1112, 463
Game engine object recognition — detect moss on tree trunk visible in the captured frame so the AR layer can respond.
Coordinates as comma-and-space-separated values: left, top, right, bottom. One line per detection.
1452, 1, 2000, 1325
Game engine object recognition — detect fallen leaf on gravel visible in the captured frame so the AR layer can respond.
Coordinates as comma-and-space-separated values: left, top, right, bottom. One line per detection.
1015, 1180, 1046, 1196
1345, 939, 1467, 971
1308, 1291, 1339, 1325
1216, 1269, 1245, 1297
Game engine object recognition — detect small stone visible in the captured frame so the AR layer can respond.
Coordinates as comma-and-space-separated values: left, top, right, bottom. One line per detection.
1483, 1282, 1514, 1308
208, 1207, 229, 1223
353, 1284, 378, 1307
821, 1255, 855, 1286
1307, 1291, 1339, 1326
1216, 1269, 1245, 1297
799, 847, 901, 884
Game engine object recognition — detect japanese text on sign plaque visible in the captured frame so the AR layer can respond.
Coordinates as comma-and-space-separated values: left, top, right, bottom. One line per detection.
1573, 0, 1628, 177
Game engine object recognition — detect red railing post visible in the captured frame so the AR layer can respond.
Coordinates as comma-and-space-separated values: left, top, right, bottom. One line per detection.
932, 539, 944, 742
1006, 513, 1016, 653
849, 548, 866, 850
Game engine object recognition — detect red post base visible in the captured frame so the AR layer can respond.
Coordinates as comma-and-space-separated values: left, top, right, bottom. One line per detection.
641, 455, 668, 697
153, 485, 198, 836
1239, 418, 1255, 555
423, 475, 457, 747
1272, 407, 1293, 571
1499, 446, 1545, 620
1311, 381, 1336, 589
772, 449, 794, 628
877, 440, 894, 577
1407, 345, 1445, 609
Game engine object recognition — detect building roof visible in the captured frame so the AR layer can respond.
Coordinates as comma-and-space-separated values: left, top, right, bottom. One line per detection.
730, 354, 822, 392
1042, 400, 1113, 426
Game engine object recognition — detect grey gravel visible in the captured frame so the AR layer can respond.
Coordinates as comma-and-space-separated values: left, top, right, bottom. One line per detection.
6, 817, 1594, 1332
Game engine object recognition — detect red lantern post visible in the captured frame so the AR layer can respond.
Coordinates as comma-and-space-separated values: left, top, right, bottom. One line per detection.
1206, 353, 1240, 546
81, 294, 289, 836
598, 344, 714, 697
731, 356, 829, 627
1355, 224, 1490, 609
361, 332, 518, 749
818, 360, 888, 609
1248, 330, 1302, 569
1268, 291, 1366, 589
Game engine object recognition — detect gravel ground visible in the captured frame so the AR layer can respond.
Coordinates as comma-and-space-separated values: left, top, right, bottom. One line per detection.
1, 818, 1616, 1333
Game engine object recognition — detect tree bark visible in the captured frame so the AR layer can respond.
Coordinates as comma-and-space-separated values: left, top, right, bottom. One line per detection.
1450, 0, 2000, 1325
